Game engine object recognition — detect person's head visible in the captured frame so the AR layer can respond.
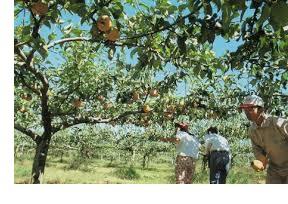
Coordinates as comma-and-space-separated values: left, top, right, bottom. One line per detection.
175, 122, 189, 132
207, 127, 218, 134
239, 95, 265, 122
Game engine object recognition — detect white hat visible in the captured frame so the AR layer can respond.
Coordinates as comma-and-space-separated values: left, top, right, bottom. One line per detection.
239, 95, 264, 109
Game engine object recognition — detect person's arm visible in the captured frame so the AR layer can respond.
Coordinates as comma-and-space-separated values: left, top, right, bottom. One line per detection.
204, 139, 211, 156
159, 137, 180, 144
251, 140, 267, 162
249, 130, 268, 170
199, 141, 205, 153
202, 139, 211, 169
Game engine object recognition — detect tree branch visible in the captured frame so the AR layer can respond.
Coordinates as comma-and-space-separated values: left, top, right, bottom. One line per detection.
14, 43, 28, 62
14, 45, 48, 87
15, 69, 41, 96
110, 110, 144, 122
15, 42, 52, 140
47, 37, 91, 49
15, 41, 30, 48
272, 94, 288, 98
14, 124, 42, 144
52, 110, 144, 134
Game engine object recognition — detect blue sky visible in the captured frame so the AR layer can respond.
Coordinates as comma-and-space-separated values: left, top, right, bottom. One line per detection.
213, 37, 242, 57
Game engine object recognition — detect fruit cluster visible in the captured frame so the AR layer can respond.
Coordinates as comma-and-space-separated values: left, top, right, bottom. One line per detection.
92, 15, 120, 42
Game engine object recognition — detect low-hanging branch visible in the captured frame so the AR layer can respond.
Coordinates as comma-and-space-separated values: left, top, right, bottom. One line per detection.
47, 37, 91, 49
46, 10, 201, 51
52, 110, 144, 134
14, 124, 42, 144
15, 46, 49, 88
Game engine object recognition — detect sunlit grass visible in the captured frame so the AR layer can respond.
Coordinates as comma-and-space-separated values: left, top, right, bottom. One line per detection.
14, 155, 266, 184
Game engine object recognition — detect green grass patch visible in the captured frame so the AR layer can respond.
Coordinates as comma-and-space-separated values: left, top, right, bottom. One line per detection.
14, 155, 266, 184
114, 166, 140, 180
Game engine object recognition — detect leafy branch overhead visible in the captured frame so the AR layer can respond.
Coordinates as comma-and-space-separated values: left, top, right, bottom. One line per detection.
15, 0, 288, 133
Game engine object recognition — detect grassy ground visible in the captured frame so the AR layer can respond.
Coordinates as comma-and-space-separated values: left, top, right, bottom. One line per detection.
14, 155, 266, 184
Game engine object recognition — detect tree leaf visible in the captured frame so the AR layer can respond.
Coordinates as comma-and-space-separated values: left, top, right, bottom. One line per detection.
108, 47, 116, 60
48, 33, 57, 42
270, 1, 288, 30
283, 72, 288, 81
22, 26, 31, 35
257, 4, 271, 28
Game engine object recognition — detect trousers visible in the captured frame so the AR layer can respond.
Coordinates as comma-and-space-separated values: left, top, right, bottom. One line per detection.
175, 155, 196, 184
209, 151, 230, 184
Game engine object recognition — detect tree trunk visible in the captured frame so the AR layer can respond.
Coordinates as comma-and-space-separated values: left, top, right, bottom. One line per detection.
142, 155, 147, 169
146, 156, 150, 168
31, 137, 51, 184
60, 152, 64, 163
132, 150, 136, 162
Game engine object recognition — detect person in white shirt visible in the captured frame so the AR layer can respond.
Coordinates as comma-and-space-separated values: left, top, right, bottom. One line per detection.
160, 122, 201, 184
204, 127, 231, 184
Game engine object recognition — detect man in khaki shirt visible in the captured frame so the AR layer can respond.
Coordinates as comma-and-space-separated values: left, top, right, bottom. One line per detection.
239, 95, 288, 184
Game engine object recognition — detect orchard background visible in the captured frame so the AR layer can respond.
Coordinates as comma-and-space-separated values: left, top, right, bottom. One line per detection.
14, 0, 287, 184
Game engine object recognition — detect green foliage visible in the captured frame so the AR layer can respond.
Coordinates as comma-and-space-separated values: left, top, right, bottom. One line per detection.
114, 166, 140, 180
14, 0, 287, 132
65, 155, 91, 172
